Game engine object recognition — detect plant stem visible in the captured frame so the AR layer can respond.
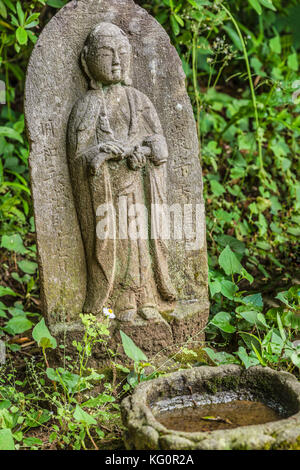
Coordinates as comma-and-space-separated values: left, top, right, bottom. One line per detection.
220, 2, 266, 181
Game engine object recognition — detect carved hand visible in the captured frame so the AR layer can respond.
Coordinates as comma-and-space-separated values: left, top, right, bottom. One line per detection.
128, 146, 151, 171
99, 141, 126, 160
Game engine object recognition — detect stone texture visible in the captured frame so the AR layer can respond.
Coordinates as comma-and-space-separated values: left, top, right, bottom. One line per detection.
25, 0, 209, 355
121, 365, 300, 450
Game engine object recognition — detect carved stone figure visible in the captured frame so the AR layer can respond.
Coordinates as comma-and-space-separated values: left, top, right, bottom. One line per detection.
67, 23, 176, 322
25, 0, 209, 356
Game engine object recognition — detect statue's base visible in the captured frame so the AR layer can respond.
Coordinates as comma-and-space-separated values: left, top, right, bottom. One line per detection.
48, 300, 209, 368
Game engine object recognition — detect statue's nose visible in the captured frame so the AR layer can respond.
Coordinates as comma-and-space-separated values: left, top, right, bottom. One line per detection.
113, 51, 120, 65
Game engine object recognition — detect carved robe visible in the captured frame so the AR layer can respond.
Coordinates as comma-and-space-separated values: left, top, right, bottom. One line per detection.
67, 84, 176, 314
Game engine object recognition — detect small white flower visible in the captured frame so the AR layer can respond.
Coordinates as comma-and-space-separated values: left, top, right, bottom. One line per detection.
103, 307, 116, 319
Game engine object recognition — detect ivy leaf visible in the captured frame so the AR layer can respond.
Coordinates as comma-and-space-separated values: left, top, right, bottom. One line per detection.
210, 180, 226, 196
220, 280, 238, 300
203, 348, 239, 366
218, 245, 243, 276
5, 315, 33, 335
210, 312, 236, 333
18, 260, 38, 274
32, 318, 57, 349
241, 293, 263, 308
236, 347, 260, 369
73, 405, 97, 426
0, 428, 15, 450
120, 330, 147, 363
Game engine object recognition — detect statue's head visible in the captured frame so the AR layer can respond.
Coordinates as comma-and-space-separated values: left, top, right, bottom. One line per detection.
81, 23, 132, 88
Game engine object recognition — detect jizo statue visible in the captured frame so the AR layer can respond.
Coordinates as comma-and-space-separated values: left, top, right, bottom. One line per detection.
67, 23, 176, 322
25, 0, 209, 356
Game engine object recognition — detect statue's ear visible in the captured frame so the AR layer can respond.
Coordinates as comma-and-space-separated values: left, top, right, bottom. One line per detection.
81, 45, 97, 89
81, 46, 90, 80
123, 51, 133, 86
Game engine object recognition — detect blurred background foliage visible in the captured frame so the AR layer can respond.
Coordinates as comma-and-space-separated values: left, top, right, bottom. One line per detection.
0, 0, 299, 357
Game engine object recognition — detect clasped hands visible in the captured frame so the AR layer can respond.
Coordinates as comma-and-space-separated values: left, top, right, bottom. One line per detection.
88, 140, 152, 176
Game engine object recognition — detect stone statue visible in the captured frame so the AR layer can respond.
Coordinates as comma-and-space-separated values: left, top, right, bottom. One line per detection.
67, 23, 176, 322
25, 0, 209, 356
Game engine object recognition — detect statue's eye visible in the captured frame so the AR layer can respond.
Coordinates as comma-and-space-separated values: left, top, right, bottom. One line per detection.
99, 48, 112, 57
119, 49, 128, 55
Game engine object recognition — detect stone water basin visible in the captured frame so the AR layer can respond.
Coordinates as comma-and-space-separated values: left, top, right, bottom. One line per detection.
121, 365, 300, 450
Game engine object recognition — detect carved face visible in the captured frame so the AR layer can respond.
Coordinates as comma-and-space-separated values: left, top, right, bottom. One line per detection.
85, 34, 131, 85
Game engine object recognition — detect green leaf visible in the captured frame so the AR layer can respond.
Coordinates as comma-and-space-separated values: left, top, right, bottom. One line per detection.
46, 0, 68, 7
269, 36, 281, 54
240, 332, 262, 355
210, 180, 226, 196
210, 312, 236, 333
259, 0, 276, 11
239, 310, 259, 325
46, 368, 80, 393
5, 315, 33, 335
0, 286, 17, 298
73, 405, 97, 426
16, 1, 24, 25
220, 280, 238, 300
203, 348, 239, 366
0, 400, 11, 410
291, 351, 300, 369
0, 428, 15, 450
218, 245, 243, 276
223, 25, 243, 52
16, 27, 28, 45
120, 330, 148, 363
173, 13, 184, 27
216, 235, 246, 256
0, 127, 23, 143
248, 0, 262, 14
23, 437, 43, 447
252, 343, 266, 366
277, 313, 286, 342
287, 52, 298, 71
170, 15, 180, 36
32, 319, 57, 349
82, 394, 115, 408
236, 347, 260, 369
0, 1, 7, 18
18, 260, 38, 274
209, 279, 221, 297
241, 293, 263, 308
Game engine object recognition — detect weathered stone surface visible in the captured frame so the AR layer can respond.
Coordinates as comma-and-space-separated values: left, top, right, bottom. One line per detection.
121, 365, 300, 450
25, 0, 208, 355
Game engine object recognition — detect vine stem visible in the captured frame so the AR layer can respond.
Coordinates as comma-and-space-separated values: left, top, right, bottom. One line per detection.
220, 3, 266, 181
